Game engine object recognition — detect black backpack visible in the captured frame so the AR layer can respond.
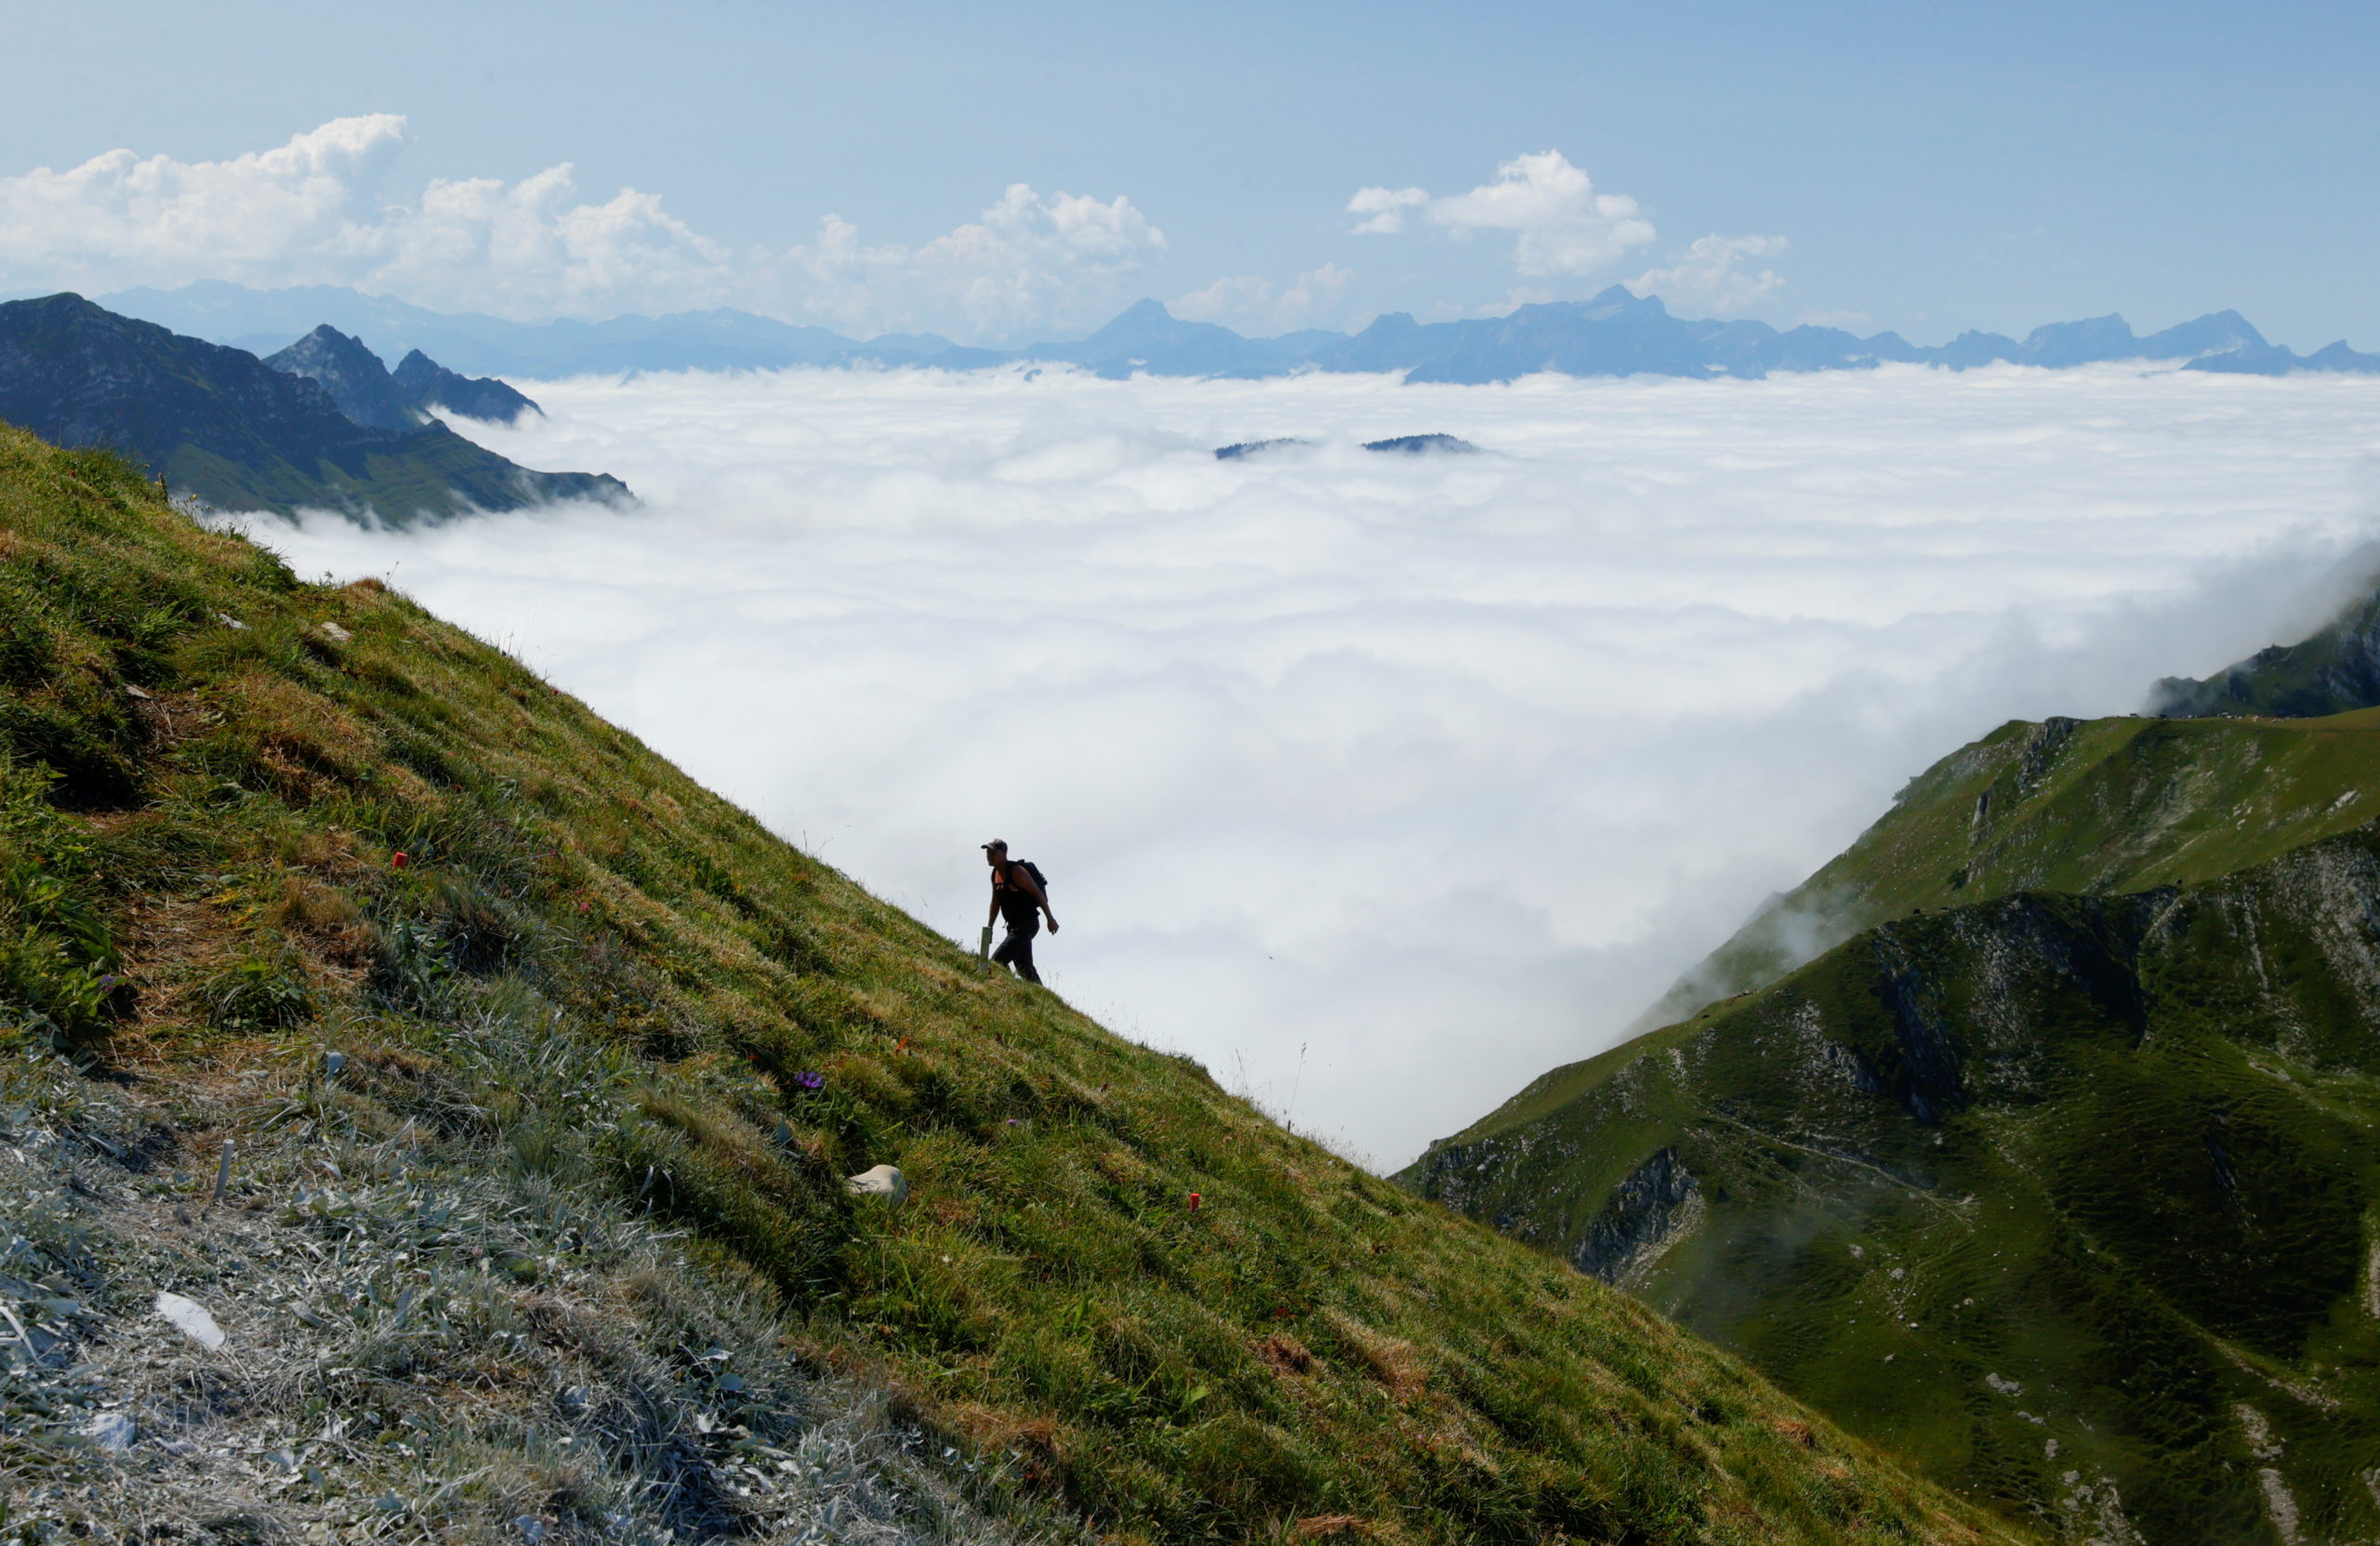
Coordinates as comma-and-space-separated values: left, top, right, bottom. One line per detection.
1017, 859, 1050, 894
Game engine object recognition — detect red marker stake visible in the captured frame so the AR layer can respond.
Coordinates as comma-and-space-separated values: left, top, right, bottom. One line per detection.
390, 851, 410, 869
1187, 1192, 1202, 1211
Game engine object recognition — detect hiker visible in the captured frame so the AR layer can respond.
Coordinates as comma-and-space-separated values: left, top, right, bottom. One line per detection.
982, 839, 1057, 984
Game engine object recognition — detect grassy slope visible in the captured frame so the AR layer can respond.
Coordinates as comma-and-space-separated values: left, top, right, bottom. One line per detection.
2148, 581, 2380, 720
0, 426, 2017, 1544
1595, 708, 2380, 1084
1404, 718, 2380, 1540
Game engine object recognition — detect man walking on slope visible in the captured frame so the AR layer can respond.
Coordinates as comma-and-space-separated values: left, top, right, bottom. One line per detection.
983, 839, 1058, 984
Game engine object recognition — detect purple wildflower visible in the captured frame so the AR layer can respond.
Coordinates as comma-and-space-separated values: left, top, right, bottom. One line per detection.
794, 1071, 826, 1091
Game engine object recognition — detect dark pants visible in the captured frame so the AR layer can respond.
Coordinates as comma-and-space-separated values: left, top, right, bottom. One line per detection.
993, 914, 1041, 983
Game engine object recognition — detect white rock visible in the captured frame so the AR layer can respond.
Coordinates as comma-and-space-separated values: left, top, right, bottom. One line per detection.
80, 1411, 136, 1451
316, 621, 352, 643
844, 1165, 907, 1205
153, 1291, 225, 1351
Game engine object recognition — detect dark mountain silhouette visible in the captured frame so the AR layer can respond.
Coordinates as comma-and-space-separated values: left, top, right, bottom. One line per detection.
0, 295, 627, 523
1362, 433, 1478, 454
264, 325, 541, 429
1212, 437, 1314, 460
390, 348, 541, 425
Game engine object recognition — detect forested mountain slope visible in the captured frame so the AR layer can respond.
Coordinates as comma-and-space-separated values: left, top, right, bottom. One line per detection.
0, 425, 2016, 1543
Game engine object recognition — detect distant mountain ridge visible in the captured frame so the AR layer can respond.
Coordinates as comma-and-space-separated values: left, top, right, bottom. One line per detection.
0, 295, 627, 522
99, 279, 2380, 384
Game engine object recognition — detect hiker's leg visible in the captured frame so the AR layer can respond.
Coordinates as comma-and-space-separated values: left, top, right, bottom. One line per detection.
993, 919, 1041, 983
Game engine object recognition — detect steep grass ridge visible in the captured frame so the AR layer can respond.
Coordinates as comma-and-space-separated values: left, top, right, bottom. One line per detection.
0, 424, 2016, 1544
1617, 707, 2380, 1049
1407, 707, 2380, 1541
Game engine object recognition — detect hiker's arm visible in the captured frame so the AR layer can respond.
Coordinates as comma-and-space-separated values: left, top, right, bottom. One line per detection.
1018, 869, 1058, 931
986, 891, 1000, 928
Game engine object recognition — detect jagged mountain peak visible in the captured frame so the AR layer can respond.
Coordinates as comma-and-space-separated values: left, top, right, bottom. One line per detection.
265, 324, 414, 429
0, 294, 615, 521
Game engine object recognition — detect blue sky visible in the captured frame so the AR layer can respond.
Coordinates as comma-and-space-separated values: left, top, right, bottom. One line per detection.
3, 0, 2374, 346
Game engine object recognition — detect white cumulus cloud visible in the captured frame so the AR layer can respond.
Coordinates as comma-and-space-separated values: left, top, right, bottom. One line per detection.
0, 115, 410, 293
1351, 152, 1657, 276
1274, 263, 1351, 326
1627, 233, 1788, 315
1174, 274, 1272, 322
1174, 264, 1351, 330
779, 185, 1165, 340
250, 366, 2380, 1168
0, 115, 734, 318
0, 118, 1162, 339
1345, 185, 1428, 236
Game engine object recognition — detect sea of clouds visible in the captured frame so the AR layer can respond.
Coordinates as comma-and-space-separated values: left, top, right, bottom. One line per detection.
256, 363, 2380, 1167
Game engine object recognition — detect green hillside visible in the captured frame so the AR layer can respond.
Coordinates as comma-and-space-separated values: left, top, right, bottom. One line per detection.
0, 424, 2016, 1543
1620, 707, 2380, 1048
2149, 579, 2380, 720
1407, 702, 2380, 1539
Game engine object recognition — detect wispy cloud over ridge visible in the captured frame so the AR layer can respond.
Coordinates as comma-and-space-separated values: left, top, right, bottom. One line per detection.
257, 365, 2380, 1165
1627, 233, 1788, 315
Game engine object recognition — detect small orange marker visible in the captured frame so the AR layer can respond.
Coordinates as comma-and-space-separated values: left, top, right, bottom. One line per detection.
1187, 1192, 1202, 1211
390, 851, 410, 869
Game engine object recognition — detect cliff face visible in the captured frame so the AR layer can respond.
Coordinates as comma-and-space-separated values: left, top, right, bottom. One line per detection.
0, 295, 616, 522
1407, 705, 2380, 1542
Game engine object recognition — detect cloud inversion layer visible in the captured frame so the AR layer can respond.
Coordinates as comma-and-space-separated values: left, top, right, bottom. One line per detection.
258, 365, 2380, 1165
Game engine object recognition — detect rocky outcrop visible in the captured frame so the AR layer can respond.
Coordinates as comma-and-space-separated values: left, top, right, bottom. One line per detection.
1572, 1147, 1701, 1285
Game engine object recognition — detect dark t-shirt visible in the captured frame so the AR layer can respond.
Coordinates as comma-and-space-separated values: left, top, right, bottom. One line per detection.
992, 861, 1040, 927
